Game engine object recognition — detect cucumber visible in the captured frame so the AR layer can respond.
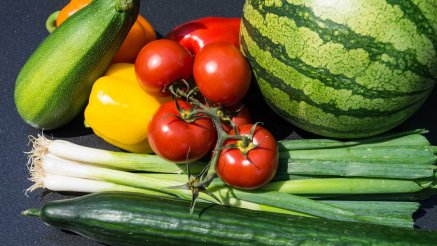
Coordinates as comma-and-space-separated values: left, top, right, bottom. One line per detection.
23, 192, 437, 245
14, 0, 140, 130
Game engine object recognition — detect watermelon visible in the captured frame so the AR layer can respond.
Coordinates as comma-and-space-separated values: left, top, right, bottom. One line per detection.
240, 0, 437, 138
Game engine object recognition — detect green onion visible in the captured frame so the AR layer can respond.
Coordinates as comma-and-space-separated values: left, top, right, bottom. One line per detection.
278, 159, 435, 179
30, 153, 193, 200
28, 154, 315, 217
279, 146, 436, 163
28, 135, 205, 173
276, 131, 437, 180
277, 129, 430, 150
224, 189, 413, 228
32, 172, 309, 217
28, 152, 416, 228
263, 178, 424, 194
319, 200, 419, 221
301, 190, 437, 201
35, 174, 170, 197
37, 172, 418, 222
25, 130, 437, 229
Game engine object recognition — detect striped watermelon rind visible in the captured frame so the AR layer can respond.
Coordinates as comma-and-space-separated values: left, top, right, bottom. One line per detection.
240, 0, 437, 138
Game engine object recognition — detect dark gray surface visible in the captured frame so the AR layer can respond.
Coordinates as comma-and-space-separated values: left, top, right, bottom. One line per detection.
1, 0, 436, 245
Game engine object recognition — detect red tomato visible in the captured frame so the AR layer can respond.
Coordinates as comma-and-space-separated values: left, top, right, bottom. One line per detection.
217, 124, 278, 189
193, 42, 251, 107
221, 104, 252, 132
148, 100, 216, 163
135, 39, 193, 97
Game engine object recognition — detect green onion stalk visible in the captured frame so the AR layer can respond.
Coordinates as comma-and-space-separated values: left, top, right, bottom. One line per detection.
27, 151, 416, 228
30, 130, 437, 183
26, 130, 437, 228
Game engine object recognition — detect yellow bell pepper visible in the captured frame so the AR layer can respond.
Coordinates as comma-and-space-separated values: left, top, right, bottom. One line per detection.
84, 63, 170, 153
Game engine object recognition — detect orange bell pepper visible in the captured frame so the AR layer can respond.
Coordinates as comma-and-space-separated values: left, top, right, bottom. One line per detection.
55, 0, 91, 27
56, 0, 156, 63
112, 15, 156, 63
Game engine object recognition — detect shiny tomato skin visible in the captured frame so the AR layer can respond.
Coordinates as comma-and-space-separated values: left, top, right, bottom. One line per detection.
135, 39, 193, 96
148, 100, 216, 163
217, 124, 278, 189
193, 42, 251, 107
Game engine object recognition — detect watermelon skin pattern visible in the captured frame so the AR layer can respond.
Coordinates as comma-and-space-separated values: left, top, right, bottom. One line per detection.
240, 0, 437, 138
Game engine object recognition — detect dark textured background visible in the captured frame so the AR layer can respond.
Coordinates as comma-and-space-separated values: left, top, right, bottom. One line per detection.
1, 0, 436, 245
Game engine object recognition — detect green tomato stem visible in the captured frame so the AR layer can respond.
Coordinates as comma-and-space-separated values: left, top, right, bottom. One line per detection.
193, 115, 227, 188
175, 91, 248, 191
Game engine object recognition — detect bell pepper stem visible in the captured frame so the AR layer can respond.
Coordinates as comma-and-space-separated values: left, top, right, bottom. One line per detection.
45, 11, 59, 33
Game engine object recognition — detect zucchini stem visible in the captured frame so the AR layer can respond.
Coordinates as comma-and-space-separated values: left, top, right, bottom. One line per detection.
115, 0, 135, 12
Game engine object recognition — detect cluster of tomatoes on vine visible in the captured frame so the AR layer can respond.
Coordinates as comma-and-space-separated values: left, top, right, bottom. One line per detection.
133, 37, 279, 198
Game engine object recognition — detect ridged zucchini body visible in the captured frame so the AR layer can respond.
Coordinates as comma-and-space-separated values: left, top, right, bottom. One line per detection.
240, 0, 437, 138
23, 192, 437, 245
14, 0, 140, 130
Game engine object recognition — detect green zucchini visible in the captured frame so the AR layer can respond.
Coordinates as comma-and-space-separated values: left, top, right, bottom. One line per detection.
23, 192, 437, 245
14, 0, 139, 129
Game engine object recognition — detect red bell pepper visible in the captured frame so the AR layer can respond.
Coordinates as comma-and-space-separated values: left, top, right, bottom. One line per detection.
166, 17, 241, 55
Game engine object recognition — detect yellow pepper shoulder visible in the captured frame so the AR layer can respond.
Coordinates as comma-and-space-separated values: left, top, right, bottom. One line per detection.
85, 63, 170, 153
